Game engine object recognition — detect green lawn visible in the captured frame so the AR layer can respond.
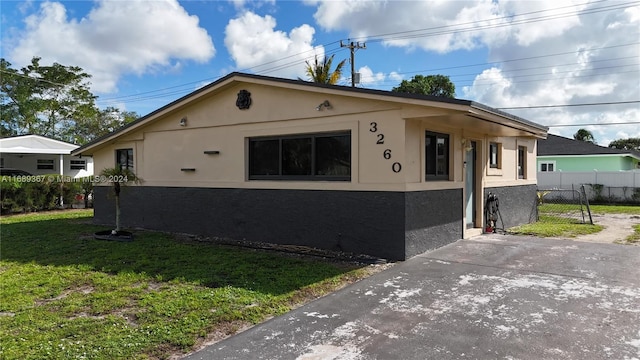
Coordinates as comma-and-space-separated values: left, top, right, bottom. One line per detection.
0, 210, 377, 359
508, 204, 640, 238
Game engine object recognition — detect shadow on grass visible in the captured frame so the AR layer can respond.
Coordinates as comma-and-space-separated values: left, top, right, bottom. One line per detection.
0, 214, 359, 296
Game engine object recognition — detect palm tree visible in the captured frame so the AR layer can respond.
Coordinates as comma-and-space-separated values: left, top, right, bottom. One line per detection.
99, 167, 139, 234
303, 55, 346, 85
573, 129, 596, 144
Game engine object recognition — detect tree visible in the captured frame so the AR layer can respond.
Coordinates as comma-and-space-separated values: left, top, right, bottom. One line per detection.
573, 129, 596, 144
99, 167, 139, 235
608, 138, 640, 151
303, 55, 346, 85
392, 74, 455, 98
1, 57, 99, 143
73, 107, 138, 145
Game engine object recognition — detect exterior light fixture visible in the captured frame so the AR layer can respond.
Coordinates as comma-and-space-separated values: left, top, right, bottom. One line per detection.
179, 117, 187, 126
315, 100, 332, 111
461, 138, 473, 152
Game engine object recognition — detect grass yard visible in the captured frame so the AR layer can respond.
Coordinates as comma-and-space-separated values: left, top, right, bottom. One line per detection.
508, 204, 640, 238
0, 210, 380, 360
619, 224, 640, 245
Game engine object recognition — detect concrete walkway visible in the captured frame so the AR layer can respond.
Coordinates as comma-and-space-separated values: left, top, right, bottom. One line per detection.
184, 234, 640, 360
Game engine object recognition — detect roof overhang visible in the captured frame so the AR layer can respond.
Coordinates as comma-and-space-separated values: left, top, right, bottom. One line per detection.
1, 134, 78, 155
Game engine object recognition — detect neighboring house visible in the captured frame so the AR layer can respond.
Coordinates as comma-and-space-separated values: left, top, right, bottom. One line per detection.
537, 134, 640, 172
0, 134, 94, 178
537, 134, 640, 200
73, 72, 548, 260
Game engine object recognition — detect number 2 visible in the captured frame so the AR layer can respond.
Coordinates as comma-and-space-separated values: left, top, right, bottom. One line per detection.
376, 134, 384, 144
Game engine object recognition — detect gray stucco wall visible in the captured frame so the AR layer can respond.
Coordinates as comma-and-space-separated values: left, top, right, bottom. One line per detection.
93, 187, 465, 261
484, 184, 538, 229
404, 189, 463, 258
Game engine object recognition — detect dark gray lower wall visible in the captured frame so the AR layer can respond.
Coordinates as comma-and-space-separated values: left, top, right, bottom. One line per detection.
94, 186, 465, 261
404, 189, 463, 259
484, 184, 538, 229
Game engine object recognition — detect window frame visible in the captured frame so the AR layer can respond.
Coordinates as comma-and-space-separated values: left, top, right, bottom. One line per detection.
248, 131, 351, 181
517, 145, 527, 179
539, 161, 555, 172
489, 142, 502, 169
115, 148, 134, 170
37, 159, 55, 170
425, 131, 451, 181
70, 159, 87, 170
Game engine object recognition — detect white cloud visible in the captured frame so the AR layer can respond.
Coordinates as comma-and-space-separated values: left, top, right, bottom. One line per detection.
388, 71, 403, 83
357, 66, 385, 85
7, 0, 215, 93
224, 11, 320, 79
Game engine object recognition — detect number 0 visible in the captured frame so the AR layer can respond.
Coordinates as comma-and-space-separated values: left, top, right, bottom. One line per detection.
392, 162, 402, 173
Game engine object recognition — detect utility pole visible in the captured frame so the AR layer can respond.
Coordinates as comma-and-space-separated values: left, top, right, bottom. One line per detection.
340, 40, 366, 87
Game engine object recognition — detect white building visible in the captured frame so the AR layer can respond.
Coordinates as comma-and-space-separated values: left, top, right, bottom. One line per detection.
1, 134, 93, 178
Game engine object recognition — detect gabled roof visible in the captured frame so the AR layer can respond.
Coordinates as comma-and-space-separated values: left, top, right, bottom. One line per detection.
73, 72, 548, 156
0, 134, 78, 154
538, 134, 640, 159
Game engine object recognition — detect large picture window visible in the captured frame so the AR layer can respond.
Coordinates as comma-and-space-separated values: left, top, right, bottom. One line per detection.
249, 131, 351, 181
425, 131, 450, 181
116, 148, 133, 170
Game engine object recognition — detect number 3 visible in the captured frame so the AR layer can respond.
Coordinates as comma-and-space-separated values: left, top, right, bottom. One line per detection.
369, 122, 378, 132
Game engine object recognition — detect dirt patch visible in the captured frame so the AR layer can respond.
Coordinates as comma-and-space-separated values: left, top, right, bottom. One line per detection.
555, 213, 640, 245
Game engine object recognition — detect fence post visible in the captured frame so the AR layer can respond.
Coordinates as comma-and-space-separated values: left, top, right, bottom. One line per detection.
581, 185, 593, 225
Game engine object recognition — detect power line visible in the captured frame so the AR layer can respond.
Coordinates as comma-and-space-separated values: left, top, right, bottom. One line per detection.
95, 2, 639, 105
359, 1, 637, 44
547, 121, 640, 127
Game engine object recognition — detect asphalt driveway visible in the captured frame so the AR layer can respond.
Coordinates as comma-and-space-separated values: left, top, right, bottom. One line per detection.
184, 234, 640, 360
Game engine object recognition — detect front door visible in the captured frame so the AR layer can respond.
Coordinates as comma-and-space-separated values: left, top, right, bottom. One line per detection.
465, 141, 477, 229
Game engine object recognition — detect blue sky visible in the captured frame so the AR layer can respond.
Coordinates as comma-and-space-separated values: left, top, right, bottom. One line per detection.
2, 0, 638, 146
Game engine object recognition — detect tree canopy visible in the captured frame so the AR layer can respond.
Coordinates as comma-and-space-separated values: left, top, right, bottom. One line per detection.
608, 138, 640, 151
1, 57, 137, 144
573, 129, 596, 144
303, 55, 346, 85
391, 74, 455, 98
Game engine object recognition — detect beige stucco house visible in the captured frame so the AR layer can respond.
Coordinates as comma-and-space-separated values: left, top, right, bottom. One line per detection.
73, 72, 547, 260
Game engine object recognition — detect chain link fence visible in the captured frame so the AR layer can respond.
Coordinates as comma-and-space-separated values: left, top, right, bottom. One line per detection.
582, 185, 640, 204
537, 185, 593, 225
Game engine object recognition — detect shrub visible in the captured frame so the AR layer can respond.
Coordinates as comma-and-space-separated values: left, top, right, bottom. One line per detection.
0, 175, 93, 214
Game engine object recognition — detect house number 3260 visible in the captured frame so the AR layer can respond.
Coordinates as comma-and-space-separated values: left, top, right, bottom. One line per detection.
369, 122, 402, 173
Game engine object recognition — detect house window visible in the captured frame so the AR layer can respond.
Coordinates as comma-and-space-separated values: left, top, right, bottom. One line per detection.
425, 131, 450, 181
37, 159, 54, 170
70, 159, 87, 170
518, 146, 527, 179
116, 149, 134, 170
249, 131, 351, 180
539, 162, 555, 172
489, 142, 502, 169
